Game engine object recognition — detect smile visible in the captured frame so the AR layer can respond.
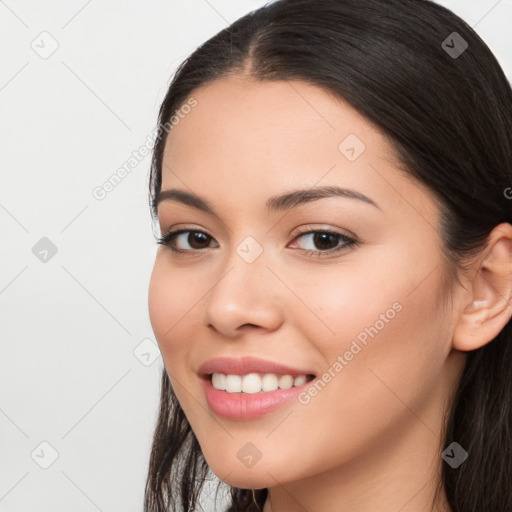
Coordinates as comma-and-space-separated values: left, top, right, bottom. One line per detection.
197, 356, 318, 420
211, 372, 315, 393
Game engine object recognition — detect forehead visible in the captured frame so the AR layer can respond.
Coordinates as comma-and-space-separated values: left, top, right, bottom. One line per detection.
163, 76, 395, 175
164, 75, 393, 159
159, 75, 436, 226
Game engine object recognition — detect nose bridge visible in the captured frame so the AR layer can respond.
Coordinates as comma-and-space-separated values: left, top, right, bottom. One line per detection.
203, 236, 282, 335
216, 231, 273, 298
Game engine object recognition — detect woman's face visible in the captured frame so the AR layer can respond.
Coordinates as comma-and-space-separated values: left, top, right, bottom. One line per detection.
148, 75, 466, 493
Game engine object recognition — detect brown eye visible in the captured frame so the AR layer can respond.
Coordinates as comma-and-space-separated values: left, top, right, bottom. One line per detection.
290, 229, 358, 257
157, 229, 218, 253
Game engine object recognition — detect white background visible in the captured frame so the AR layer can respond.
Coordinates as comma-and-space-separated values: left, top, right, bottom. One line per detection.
0, 1, 511, 511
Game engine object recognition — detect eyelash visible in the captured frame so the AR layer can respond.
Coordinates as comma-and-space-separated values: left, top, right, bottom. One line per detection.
155, 227, 358, 258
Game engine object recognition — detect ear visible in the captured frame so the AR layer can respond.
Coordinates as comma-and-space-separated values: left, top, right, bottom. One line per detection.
453, 222, 512, 352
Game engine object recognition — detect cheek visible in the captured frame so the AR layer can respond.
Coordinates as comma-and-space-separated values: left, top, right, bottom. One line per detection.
247, 272, 450, 478
294, 257, 449, 417
282, 258, 406, 353
147, 259, 199, 365
299, 241, 445, 359
148, 260, 205, 420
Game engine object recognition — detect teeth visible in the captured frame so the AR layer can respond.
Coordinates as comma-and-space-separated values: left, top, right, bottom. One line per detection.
225, 374, 242, 393
262, 373, 278, 392
293, 375, 307, 386
211, 372, 312, 393
278, 375, 294, 390
212, 372, 226, 390
242, 373, 261, 394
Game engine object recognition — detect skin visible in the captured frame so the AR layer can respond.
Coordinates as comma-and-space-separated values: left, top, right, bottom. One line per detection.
148, 74, 512, 512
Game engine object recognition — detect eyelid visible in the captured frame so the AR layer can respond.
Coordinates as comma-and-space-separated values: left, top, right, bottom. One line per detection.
291, 223, 357, 240
160, 223, 356, 241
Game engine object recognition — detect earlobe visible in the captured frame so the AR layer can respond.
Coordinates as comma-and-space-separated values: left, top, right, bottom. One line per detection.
452, 223, 512, 352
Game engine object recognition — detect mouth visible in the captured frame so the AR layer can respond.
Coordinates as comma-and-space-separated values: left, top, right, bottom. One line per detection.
200, 371, 317, 420
203, 372, 316, 394
197, 356, 318, 419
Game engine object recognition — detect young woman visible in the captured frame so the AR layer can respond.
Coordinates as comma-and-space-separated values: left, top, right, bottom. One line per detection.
144, 0, 512, 510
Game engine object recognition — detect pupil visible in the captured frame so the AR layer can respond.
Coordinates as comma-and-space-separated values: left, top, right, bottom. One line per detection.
314, 233, 335, 250
189, 232, 209, 249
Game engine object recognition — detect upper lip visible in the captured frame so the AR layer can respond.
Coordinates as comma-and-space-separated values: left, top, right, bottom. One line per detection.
198, 356, 316, 378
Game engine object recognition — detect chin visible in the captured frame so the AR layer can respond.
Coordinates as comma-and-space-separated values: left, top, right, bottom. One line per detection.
206, 459, 278, 489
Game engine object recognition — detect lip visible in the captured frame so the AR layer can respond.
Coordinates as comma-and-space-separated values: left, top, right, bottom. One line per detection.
198, 356, 316, 378
200, 374, 315, 420
198, 356, 317, 420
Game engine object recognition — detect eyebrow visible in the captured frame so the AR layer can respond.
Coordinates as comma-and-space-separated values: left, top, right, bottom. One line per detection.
154, 185, 381, 215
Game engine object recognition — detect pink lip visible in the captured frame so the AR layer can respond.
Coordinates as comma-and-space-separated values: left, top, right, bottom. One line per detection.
200, 375, 314, 420
198, 356, 315, 378
198, 356, 317, 420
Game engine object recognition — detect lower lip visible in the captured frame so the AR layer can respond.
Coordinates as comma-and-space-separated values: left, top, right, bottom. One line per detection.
201, 376, 314, 420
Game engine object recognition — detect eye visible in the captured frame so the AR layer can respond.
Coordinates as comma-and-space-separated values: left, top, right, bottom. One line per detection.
156, 229, 218, 253
155, 226, 358, 257
289, 227, 358, 257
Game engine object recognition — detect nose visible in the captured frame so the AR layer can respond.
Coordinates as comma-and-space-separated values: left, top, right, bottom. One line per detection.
203, 252, 284, 338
